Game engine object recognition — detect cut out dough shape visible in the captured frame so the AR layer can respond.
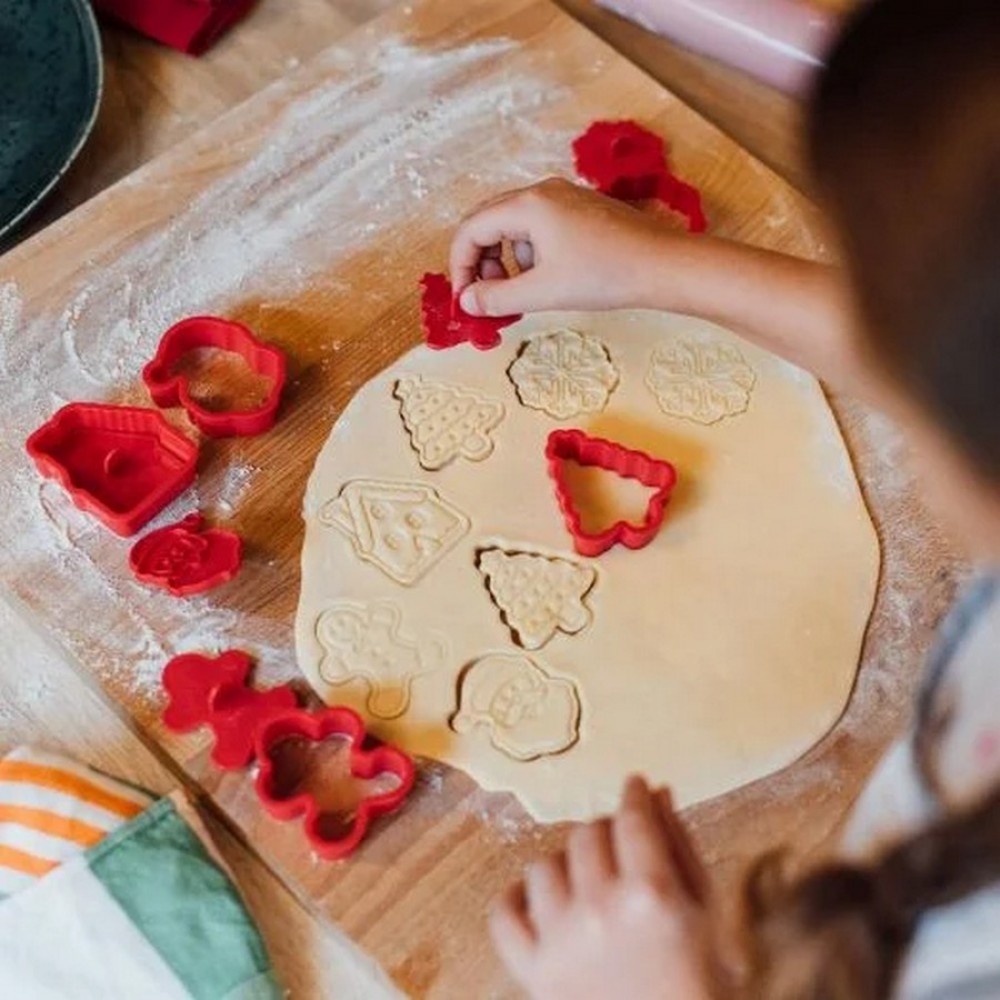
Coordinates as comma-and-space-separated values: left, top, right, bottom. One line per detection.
296, 310, 879, 821
315, 601, 444, 719
509, 328, 619, 418
478, 547, 596, 649
319, 478, 469, 586
646, 338, 756, 425
451, 653, 582, 761
394, 375, 505, 470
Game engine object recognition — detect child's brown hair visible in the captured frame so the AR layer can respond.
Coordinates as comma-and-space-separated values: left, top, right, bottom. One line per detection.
747, 2, 1000, 995
808, 0, 1000, 479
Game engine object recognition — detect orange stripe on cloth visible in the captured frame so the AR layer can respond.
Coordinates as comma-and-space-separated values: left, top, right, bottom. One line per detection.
0, 761, 145, 820
0, 804, 107, 848
0, 843, 59, 878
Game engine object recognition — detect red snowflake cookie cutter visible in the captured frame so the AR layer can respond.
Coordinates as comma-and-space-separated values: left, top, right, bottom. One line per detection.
160, 650, 298, 770
143, 316, 286, 437
254, 705, 416, 861
130, 513, 242, 597
26, 403, 199, 537
546, 428, 678, 557
420, 272, 521, 351
572, 120, 708, 234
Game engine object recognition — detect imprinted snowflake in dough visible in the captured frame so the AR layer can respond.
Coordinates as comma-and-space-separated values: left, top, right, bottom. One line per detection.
508, 329, 619, 419
314, 601, 444, 719
319, 479, 469, 586
478, 548, 597, 650
451, 653, 582, 761
645, 339, 756, 425
394, 375, 505, 470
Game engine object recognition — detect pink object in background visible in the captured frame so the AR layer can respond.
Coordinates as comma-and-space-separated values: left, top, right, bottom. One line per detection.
598, 0, 844, 95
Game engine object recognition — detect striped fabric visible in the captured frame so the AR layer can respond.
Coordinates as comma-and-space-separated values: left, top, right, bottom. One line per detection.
0, 747, 153, 897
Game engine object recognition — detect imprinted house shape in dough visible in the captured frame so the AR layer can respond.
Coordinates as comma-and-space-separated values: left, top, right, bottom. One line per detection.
451, 652, 582, 762
393, 374, 505, 471
314, 600, 445, 719
477, 547, 597, 650
319, 478, 470, 586
645, 338, 756, 425
508, 328, 620, 419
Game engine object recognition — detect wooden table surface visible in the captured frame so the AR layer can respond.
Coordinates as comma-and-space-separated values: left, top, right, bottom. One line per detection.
2, 0, 960, 997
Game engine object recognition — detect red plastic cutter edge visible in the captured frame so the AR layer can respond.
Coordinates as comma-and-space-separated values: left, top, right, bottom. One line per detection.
254, 705, 416, 861
546, 428, 678, 557
143, 316, 287, 437
25, 402, 199, 537
420, 272, 522, 351
130, 512, 243, 597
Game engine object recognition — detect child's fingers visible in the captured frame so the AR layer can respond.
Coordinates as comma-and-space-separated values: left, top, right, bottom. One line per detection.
656, 787, 710, 905
613, 775, 679, 888
525, 852, 570, 927
449, 199, 533, 292
567, 818, 616, 899
489, 882, 536, 978
459, 269, 546, 316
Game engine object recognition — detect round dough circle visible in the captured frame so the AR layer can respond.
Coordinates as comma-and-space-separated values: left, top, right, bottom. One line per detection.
296, 310, 879, 822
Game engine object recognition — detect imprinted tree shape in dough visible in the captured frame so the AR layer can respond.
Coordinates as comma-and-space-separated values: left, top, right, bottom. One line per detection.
319, 479, 470, 586
508, 329, 619, 419
645, 339, 756, 425
393, 375, 505, 471
451, 653, 581, 762
314, 601, 445, 719
477, 547, 597, 650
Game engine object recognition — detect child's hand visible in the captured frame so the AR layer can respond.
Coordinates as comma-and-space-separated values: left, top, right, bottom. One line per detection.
449, 178, 684, 316
490, 776, 727, 1000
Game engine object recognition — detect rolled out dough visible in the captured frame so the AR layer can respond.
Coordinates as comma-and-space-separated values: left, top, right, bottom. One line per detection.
295, 310, 879, 822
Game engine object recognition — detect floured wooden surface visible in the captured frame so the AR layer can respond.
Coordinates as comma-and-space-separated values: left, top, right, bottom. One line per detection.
0, 0, 962, 994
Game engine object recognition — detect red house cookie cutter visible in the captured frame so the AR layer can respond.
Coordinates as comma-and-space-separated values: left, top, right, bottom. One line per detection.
130, 513, 242, 597
161, 650, 298, 770
143, 316, 287, 437
420, 272, 522, 351
254, 706, 416, 861
572, 120, 708, 233
26, 403, 198, 537
546, 428, 678, 557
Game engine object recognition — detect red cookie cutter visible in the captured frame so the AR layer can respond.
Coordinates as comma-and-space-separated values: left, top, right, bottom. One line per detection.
161, 650, 298, 770
546, 428, 678, 557
130, 513, 242, 597
143, 316, 286, 437
26, 403, 198, 537
420, 272, 522, 351
572, 120, 708, 233
254, 706, 416, 861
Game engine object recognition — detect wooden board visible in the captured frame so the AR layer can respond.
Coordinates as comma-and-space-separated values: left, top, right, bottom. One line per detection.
0, 0, 961, 995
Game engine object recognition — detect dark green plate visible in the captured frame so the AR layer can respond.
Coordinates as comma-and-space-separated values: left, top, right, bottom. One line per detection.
0, 0, 102, 241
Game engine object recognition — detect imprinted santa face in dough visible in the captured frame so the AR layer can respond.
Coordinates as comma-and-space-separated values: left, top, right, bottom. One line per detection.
295, 311, 879, 822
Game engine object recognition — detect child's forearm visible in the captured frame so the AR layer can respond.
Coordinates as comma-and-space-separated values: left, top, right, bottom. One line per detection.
635, 234, 873, 396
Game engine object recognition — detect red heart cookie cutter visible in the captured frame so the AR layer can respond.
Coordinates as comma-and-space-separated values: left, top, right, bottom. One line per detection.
546, 428, 678, 557
160, 650, 298, 770
420, 272, 522, 351
130, 513, 242, 597
572, 120, 708, 234
26, 403, 199, 537
143, 316, 287, 437
254, 706, 416, 861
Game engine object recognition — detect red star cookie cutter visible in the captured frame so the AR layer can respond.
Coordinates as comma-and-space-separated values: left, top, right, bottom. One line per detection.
254, 706, 416, 861
572, 120, 708, 233
130, 513, 242, 597
420, 272, 522, 351
143, 316, 286, 437
546, 428, 678, 557
160, 650, 298, 769
26, 403, 199, 537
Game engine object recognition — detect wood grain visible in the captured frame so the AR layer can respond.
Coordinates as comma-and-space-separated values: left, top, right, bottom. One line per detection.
0, 0, 958, 996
